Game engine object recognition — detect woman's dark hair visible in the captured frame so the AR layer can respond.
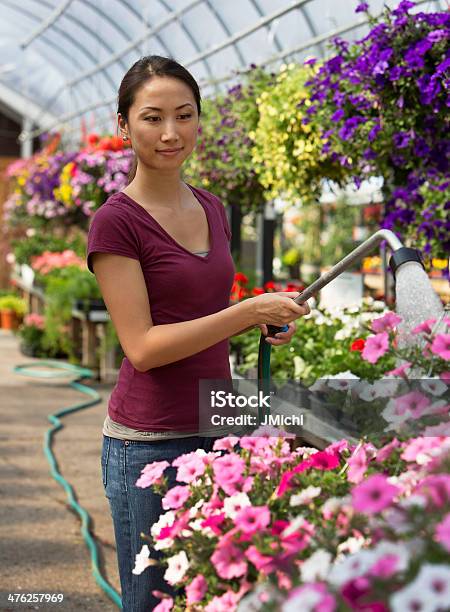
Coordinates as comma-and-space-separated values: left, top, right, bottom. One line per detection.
117, 55, 202, 183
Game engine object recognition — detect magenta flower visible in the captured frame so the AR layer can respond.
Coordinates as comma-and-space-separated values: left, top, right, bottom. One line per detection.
395, 391, 431, 418
352, 474, 399, 514
411, 318, 437, 334
440, 371, 450, 382
435, 513, 450, 553
371, 312, 402, 333
431, 334, 450, 360
135, 460, 169, 488
276, 470, 295, 497
362, 332, 389, 364
186, 574, 208, 605
235, 505, 271, 535
161, 485, 190, 510
200, 513, 226, 535
211, 541, 247, 579
309, 450, 340, 471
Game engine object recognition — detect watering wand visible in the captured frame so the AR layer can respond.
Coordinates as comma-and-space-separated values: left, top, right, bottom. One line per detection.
257, 229, 425, 423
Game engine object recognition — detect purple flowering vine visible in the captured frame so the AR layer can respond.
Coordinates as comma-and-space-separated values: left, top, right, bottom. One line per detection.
303, 0, 449, 266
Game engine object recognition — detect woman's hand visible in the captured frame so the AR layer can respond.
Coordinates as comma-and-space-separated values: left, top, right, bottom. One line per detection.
257, 321, 297, 346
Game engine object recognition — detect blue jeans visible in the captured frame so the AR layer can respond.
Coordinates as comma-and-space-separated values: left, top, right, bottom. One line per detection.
101, 435, 218, 611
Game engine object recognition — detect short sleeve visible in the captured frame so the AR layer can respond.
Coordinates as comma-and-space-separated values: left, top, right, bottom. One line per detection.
86, 203, 140, 274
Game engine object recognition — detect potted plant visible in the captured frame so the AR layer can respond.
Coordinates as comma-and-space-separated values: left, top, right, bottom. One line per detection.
282, 247, 302, 279
17, 313, 46, 357
0, 295, 27, 330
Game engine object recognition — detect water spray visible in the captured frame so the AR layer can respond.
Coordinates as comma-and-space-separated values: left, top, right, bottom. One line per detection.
257, 229, 444, 423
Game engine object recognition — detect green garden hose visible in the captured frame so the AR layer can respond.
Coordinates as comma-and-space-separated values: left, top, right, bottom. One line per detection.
257, 324, 289, 423
12, 360, 122, 610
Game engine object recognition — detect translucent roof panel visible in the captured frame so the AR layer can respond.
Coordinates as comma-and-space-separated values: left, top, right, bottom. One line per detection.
0, 0, 446, 146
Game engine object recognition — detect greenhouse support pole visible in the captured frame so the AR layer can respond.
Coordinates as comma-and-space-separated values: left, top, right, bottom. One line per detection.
263, 200, 277, 286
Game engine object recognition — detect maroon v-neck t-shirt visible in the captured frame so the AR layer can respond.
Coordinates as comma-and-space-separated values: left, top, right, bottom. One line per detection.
86, 183, 235, 432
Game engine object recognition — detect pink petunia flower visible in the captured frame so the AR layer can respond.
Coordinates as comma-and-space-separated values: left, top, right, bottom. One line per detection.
153, 597, 173, 612
245, 545, 276, 573
211, 541, 247, 579
362, 332, 390, 364
235, 505, 271, 535
352, 474, 399, 514
135, 460, 170, 488
415, 474, 450, 508
204, 590, 239, 612
401, 436, 442, 463
431, 334, 450, 360
213, 436, 239, 451
161, 485, 190, 510
385, 361, 411, 378
371, 311, 402, 333
186, 574, 208, 605
394, 391, 430, 418
435, 513, 450, 553
347, 446, 368, 484
411, 318, 437, 335
172, 452, 206, 483
376, 438, 401, 463
212, 453, 246, 494
440, 371, 450, 382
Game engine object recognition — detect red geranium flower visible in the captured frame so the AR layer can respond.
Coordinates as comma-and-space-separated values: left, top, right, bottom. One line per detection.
350, 338, 366, 352
234, 272, 248, 284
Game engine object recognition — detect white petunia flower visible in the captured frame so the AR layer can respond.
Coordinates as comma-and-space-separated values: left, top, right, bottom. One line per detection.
420, 378, 448, 397
290, 486, 321, 507
282, 588, 321, 612
391, 577, 438, 612
328, 550, 374, 586
282, 515, 308, 538
132, 544, 154, 575
164, 550, 189, 585
300, 549, 332, 582
412, 563, 450, 606
336, 535, 367, 557
372, 377, 399, 398
223, 492, 251, 519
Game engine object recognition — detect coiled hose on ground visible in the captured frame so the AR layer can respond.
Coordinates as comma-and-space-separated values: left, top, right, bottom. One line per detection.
13, 359, 122, 609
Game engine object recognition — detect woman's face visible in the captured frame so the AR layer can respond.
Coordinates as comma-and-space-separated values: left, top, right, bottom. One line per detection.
119, 75, 199, 171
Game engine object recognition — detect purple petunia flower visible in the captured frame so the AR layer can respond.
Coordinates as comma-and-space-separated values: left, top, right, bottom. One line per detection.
331, 109, 345, 122
355, 2, 369, 13
368, 122, 381, 142
392, 1, 416, 17
338, 116, 365, 141
393, 131, 411, 149
427, 29, 448, 44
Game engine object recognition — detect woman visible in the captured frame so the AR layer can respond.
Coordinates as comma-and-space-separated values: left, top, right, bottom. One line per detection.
87, 55, 310, 611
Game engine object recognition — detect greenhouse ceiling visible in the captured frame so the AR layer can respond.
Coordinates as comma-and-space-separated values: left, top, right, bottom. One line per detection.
0, 0, 446, 145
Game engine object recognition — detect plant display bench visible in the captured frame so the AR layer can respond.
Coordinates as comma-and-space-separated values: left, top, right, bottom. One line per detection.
10, 273, 118, 383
